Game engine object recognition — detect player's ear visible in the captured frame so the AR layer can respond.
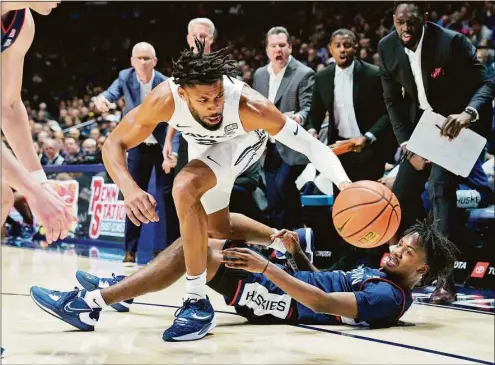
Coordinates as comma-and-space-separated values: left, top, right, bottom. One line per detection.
417, 264, 429, 275
177, 87, 187, 101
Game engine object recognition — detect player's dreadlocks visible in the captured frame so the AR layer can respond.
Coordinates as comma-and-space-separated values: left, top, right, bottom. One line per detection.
172, 38, 240, 87
404, 217, 459, 283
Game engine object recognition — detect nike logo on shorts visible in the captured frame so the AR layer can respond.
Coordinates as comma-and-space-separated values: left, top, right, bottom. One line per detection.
176, 124, 190, 128
206, 155, 221, 166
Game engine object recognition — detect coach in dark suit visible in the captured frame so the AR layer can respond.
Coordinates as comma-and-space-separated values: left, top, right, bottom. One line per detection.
307, 29, 394, 188
95, 42, 179, 265
253, 26, 315, 229
379, 2, 494, 302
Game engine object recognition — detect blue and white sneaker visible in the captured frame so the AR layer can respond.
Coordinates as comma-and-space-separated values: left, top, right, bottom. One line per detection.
30, 287, 100, 331
162, 297, 216, 342
276, 227, 315, 263
75, 270, 133, 312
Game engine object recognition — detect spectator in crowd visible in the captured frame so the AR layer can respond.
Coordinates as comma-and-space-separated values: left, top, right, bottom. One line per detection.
68, 127, 82, 141
253, 26, 315, 230
95, 41, 179, 265
82, 138, 97, 155
40, 139, 64, 166
378, 1, 494, 303
63, 137, 82, 163
89, 127, 100, 141
470, 16, 494, 47
306, 28, 394, 270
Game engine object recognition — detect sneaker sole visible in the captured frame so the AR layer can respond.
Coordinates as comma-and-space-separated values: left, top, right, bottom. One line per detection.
75, 271, 130, 313
30, 290, 94, 331
163, 316, 216, 342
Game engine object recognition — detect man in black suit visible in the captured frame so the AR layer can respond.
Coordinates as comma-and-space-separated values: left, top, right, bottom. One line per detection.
308, 28, 393, 185
379, 1, 494, 303
307, 29, 394, 270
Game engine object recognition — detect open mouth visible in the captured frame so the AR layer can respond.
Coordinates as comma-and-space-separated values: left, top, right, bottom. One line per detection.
386, 255, 400, 268
206, 115, 222, 124
339, 54, 348, 61
402, 32, 412, 42
275, 55, 284, 62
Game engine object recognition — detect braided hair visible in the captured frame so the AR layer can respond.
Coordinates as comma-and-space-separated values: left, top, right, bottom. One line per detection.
404, 217, 459, 283
172, 38, 240, 87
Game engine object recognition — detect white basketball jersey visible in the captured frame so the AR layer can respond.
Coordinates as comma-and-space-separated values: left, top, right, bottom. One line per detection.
167, 76, 247, 154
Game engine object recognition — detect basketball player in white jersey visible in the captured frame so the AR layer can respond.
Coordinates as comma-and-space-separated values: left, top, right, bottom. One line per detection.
88, 39, 352, 341
1, 2, 75, 244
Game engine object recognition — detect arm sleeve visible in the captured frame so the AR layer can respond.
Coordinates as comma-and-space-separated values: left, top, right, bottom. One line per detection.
273, 117, 351, 188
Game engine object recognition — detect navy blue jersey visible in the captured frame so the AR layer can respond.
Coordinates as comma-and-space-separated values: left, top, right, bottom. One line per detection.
293, 267, 412, 326
1, 9, 26, 53
225, 266, 412, 327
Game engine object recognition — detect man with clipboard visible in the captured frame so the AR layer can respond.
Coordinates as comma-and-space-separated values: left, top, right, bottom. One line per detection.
378, 1, 494, 303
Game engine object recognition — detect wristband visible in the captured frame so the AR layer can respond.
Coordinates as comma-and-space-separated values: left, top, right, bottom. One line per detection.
30, 169, 48, 183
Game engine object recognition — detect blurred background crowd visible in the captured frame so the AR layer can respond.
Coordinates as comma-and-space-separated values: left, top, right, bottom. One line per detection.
10, 1, 493, 168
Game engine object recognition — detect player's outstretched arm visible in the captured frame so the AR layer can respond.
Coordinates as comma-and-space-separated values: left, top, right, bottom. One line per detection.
221, 248, 358, 319
241, 88, 351, 191
102, 82, 173, 226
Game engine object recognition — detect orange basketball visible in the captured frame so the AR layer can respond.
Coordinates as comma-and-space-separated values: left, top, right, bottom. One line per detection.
332, 180, 401, 248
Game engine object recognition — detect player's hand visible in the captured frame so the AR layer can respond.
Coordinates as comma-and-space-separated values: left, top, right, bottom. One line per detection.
123, 187, 159, 226
270, 229, 302, 256
25, 184, 77, 244
441, 112, 472, 140
162, 142, 177, 174
220, 247, 270, 273
338, 181, 352, 190
94, 95, 112, 113
162, 155, 177, 174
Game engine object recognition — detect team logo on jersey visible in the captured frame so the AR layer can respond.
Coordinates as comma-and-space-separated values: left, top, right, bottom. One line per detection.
224, 123, 238, 135
237, 283, 291, 319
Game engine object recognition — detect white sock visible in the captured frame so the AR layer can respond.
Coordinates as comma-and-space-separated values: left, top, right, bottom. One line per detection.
268, 229, 287, 253
185, 271, 207, 300
82, 290, 107, 309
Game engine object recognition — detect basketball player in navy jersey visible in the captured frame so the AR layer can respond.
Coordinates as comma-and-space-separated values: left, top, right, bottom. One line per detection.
1, 2, 75, 244
31, 39, 353, 341
30, 219, 458, 333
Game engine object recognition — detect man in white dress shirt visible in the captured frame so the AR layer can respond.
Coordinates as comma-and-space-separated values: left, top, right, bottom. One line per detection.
378, 1, 493, 302
95, 42, 180, 265
252, 26, 315, 230
307, 28, 393, 270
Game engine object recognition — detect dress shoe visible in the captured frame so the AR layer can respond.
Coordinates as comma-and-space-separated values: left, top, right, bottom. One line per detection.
123, 251, 136, 267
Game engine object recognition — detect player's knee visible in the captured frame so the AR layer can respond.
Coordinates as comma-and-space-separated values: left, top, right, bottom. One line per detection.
172, 173, 204, 206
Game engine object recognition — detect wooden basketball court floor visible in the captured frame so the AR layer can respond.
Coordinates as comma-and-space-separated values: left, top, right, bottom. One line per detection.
2, 245, 494, 364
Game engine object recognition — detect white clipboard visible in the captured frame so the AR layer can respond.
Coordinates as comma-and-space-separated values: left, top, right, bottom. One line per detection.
407, 110, 487, 177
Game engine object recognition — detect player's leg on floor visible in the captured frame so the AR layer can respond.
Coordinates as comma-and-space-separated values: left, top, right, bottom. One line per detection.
30, 237, 225, 332
1, 181, 15, 225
